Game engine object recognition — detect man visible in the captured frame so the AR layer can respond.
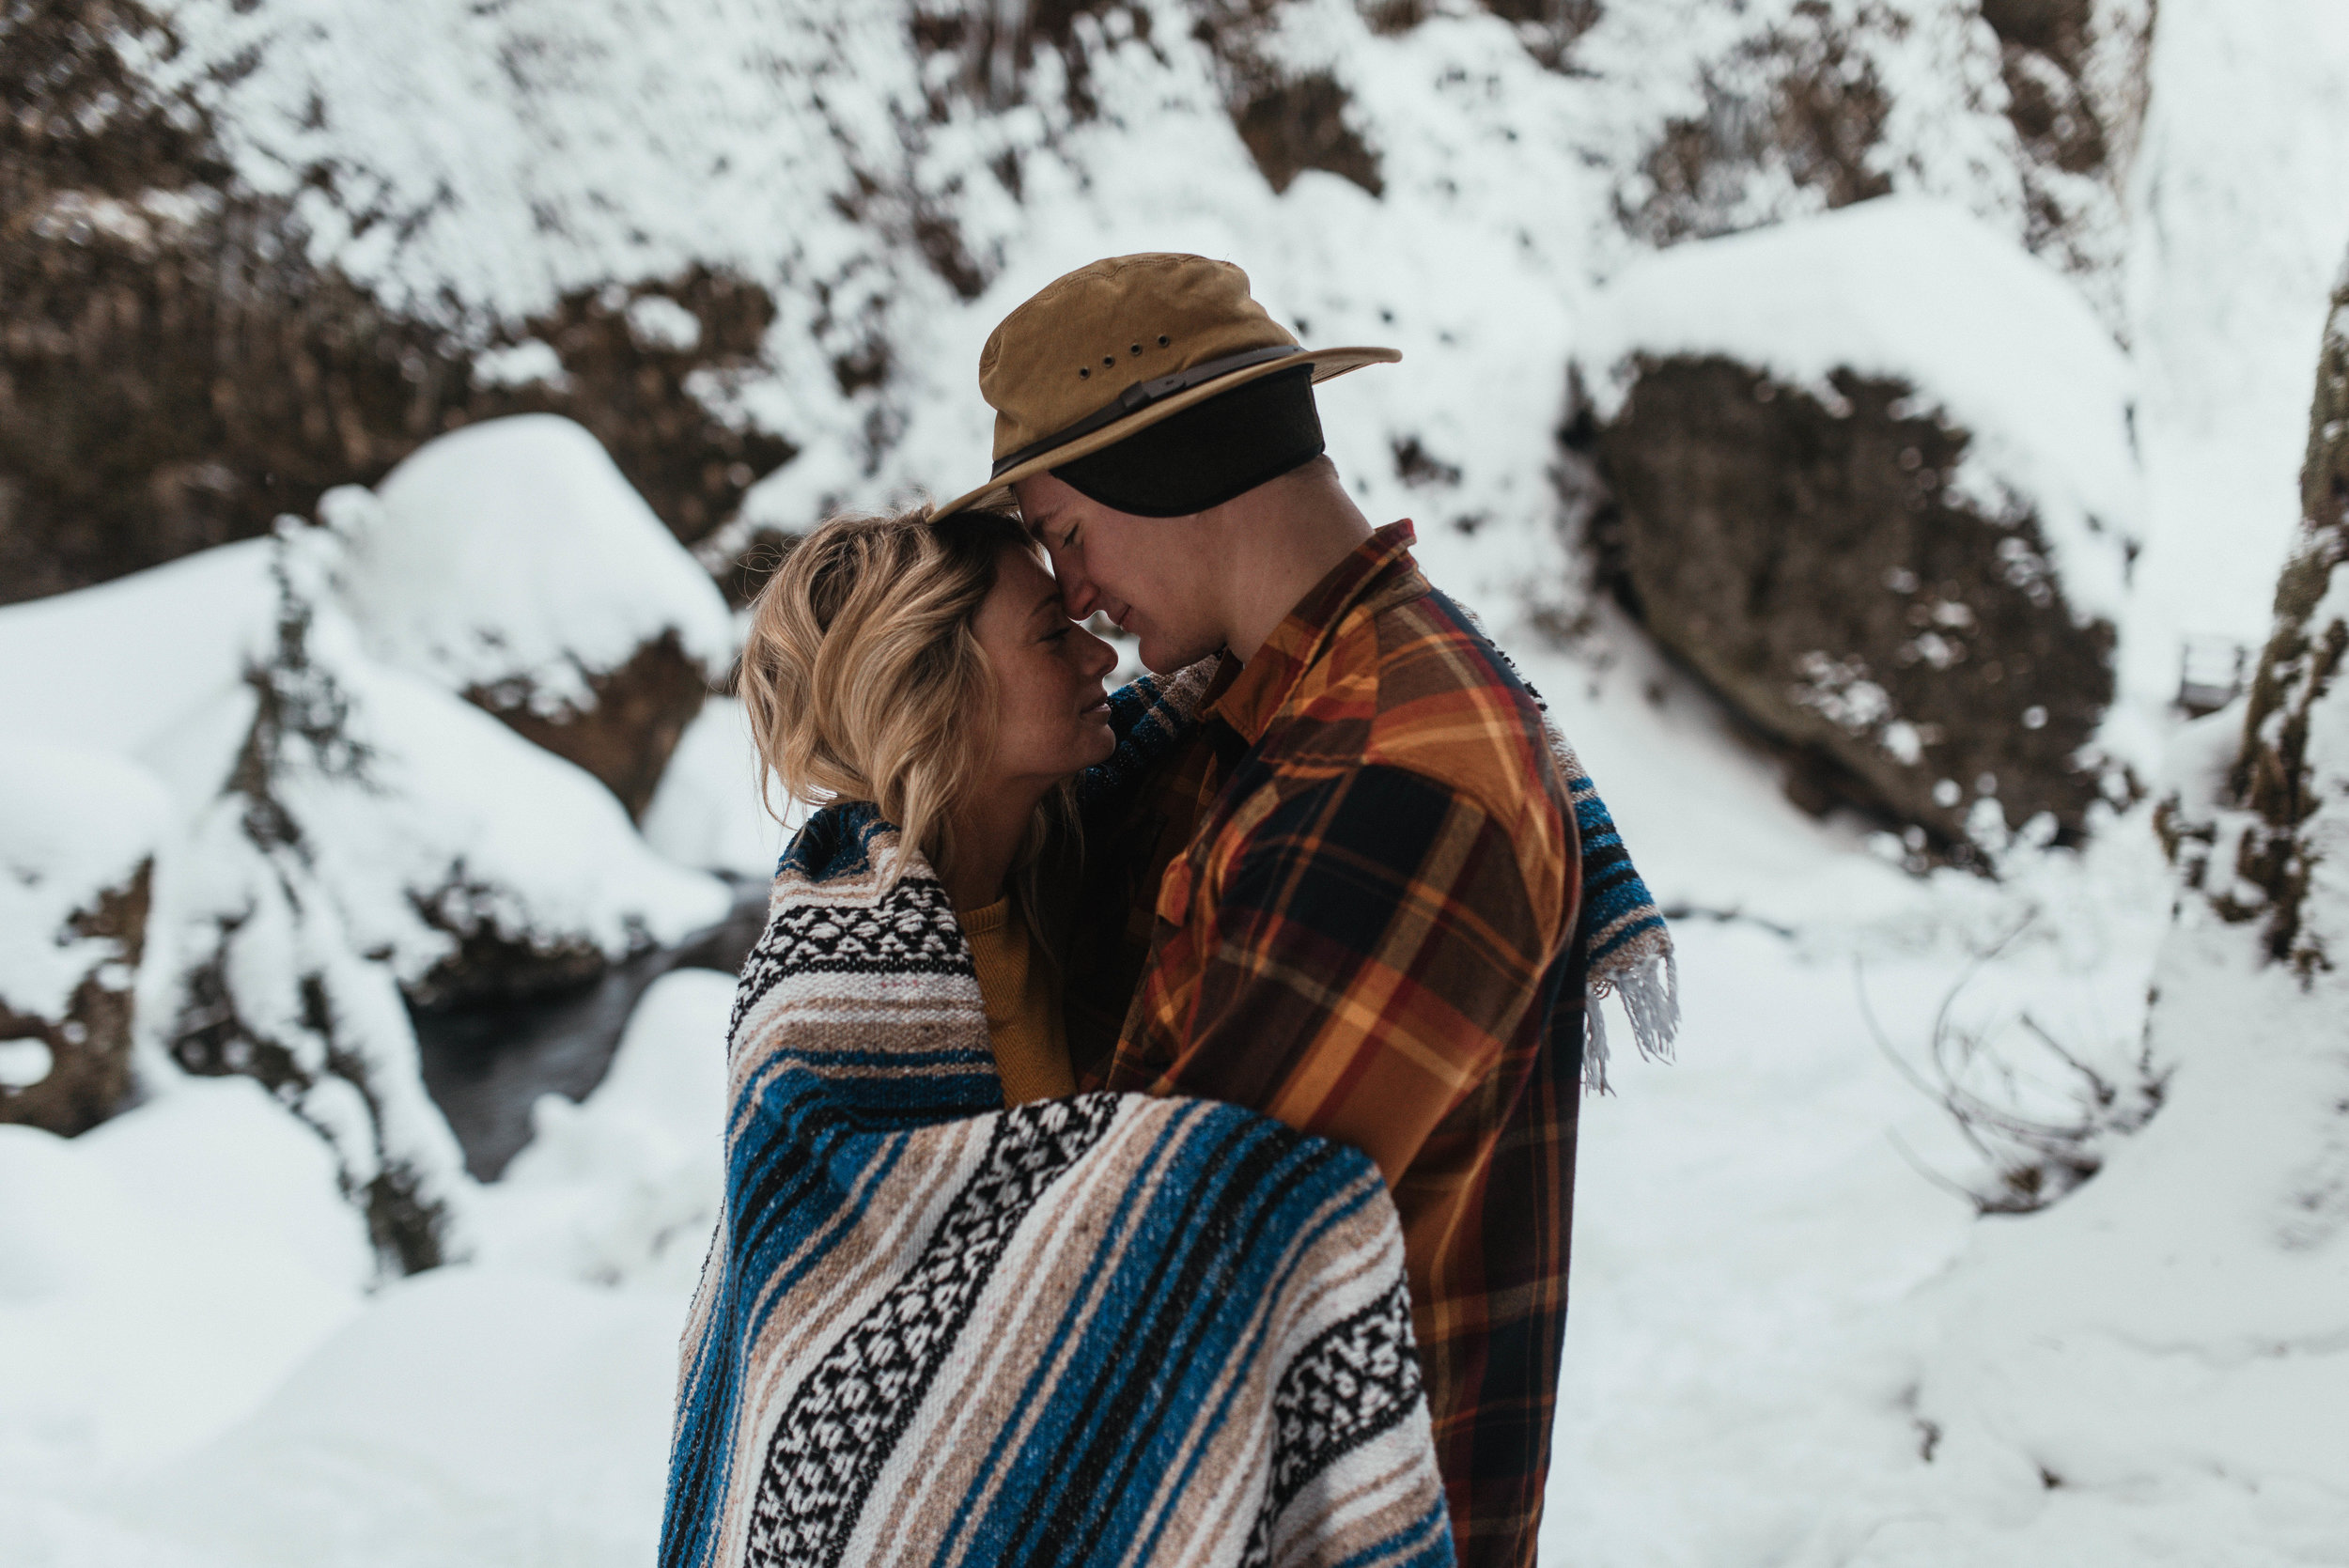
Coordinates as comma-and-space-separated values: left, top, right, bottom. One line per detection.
934, 253, 1673, 1566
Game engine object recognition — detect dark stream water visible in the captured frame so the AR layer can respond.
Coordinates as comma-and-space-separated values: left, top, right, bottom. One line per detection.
413, 877, 768, 1180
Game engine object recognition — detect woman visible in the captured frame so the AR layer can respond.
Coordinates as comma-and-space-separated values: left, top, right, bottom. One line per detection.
734, 505, 1114, 1104
660, 507, 1453, 1568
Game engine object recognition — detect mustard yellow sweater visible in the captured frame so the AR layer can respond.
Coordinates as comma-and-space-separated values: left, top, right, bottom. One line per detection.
959, 896, 1074, 1105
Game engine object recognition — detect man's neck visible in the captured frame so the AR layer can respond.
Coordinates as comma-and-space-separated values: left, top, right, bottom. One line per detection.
1207, 464, 1375, 666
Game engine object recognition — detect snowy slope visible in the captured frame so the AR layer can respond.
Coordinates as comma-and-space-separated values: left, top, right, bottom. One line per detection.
3, 0, 2346, 1562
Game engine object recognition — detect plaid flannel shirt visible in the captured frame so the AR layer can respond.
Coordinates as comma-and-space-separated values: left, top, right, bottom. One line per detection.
1066, 521, 1583, 1568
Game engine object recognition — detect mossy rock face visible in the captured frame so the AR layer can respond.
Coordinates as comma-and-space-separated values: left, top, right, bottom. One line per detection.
1583, 353, 2121, 860
0, 4, 790, 608
2215, 273, 2349, 977
0, 860, 150, 1137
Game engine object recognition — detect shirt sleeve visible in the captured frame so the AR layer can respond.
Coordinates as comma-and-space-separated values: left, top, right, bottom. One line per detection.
1143, 763, 1555, 1188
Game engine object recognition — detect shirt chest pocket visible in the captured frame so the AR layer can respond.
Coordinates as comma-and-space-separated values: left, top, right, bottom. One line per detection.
1154, 852, 1198, 929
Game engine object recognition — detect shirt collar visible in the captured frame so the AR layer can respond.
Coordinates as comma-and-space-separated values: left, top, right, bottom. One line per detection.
1208, 520, 1421, 747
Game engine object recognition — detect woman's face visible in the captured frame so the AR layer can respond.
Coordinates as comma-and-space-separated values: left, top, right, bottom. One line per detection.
971, 543, 1120, 786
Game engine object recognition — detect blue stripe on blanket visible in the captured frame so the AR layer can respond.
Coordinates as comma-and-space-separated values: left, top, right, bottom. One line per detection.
949, 1106, 1387, 1563
1565, 771, 1669, 968
675, 708, 1465, 1566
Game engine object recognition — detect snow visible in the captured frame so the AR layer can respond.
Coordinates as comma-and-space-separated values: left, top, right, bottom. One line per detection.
0, 1078, 371, 1471
2120, 0, 2349, 740
12, 1269, 685, 1568
0, 1040, 54, 1090
1, 988, 720, 1566
0, 739, 170, 1021
6, 0, 2347, 1561
638, 696, 800, 877
624, 294, 702, 353
469, 338, 568, 390
1577, 195, 2143, 628
0, 538, 275, 757
218, 630, 734, 986
340, 414, 735, 712
471, 967, 732, 1289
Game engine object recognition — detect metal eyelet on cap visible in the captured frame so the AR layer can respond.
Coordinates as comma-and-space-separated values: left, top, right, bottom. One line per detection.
1129, 344, 1142, 355
1078, 366, 1090, 379
1158, 334, 1170, 346
1102, 355, 1115, 367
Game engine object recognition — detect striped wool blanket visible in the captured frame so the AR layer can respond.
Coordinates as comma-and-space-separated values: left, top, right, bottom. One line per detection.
661, 662, 1672, 1565
659, 800, 1455, 1567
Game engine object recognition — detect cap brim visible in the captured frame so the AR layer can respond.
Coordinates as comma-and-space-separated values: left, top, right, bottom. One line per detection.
928, 346, 1400, 520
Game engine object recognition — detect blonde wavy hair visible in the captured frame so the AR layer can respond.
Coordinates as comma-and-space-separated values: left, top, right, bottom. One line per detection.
739, 505, 1070, 890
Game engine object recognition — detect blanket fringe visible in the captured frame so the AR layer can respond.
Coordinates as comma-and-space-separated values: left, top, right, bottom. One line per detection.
1582, 951, 1680, 1095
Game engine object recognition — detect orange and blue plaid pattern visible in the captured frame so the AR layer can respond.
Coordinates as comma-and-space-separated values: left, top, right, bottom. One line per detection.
1078, 521, 1583, 1568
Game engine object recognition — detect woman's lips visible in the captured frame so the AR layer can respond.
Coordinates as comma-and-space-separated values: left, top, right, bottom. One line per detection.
1080, 692, 1111, 716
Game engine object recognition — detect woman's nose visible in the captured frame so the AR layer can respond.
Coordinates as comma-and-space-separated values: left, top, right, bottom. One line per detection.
1078, 625, 1118, 676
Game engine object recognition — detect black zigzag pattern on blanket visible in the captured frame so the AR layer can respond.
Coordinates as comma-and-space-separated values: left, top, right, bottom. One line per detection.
727, 876, 970, 1041
742, 1094, 1120, 1568
1238, 1276, 1426, 1568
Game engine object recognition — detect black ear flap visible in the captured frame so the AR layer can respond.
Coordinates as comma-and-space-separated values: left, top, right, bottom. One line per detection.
1051, 369, 1324, 518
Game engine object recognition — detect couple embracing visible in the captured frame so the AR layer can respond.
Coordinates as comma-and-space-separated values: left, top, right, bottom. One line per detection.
659, 255, 1675, 1568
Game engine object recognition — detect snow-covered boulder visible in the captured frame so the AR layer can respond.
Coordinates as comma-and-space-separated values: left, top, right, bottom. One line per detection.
0, 743, 168, 1136
1572, 197, 2140, 861
333, 415, 737, 819
147, 521, 733, 1268
0, 514, 733, 1264
639, 696, 801, 877
154, 520, 736, 1012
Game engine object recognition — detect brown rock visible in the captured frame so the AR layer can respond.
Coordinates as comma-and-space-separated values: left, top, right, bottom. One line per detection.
464, 629, 713, 823
1231, 70, 1385, 197
1579, 353, 2122, 861
0, 859, 150, 1136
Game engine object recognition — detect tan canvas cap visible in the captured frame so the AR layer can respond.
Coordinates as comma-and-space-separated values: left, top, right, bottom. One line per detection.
931, 253, 1399, 519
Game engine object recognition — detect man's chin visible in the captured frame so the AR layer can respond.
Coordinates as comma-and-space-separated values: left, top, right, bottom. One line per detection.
1139, 635, 1220, 675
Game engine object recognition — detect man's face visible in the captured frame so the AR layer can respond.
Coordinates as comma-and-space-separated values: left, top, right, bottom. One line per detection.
1014, 472, 1224, 674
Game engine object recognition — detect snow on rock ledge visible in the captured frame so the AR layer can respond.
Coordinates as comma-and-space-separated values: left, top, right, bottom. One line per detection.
0, 742, 168, 1136
1572, 196, 2140, 858
639, 696, 799, 878
335, 415, 737, 819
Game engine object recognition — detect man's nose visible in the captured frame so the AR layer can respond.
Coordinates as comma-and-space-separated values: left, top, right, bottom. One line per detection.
1051, 554, 1101, 619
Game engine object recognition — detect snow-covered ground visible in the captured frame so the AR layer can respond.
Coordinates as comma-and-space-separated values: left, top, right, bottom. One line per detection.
5, 0, 2348, 1563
